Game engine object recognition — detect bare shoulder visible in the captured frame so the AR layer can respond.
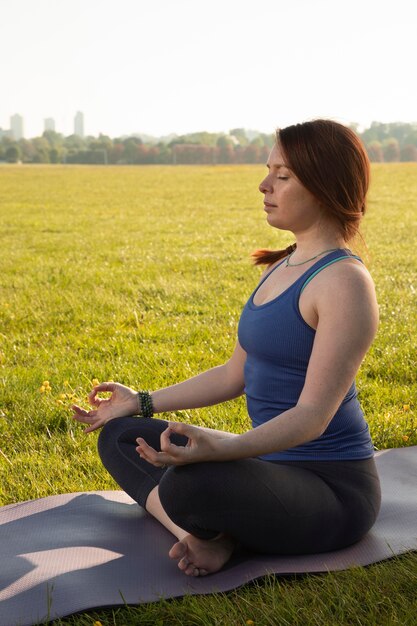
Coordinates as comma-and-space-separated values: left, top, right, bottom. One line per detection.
301, 258, 378, 333
316, 258, 376, 302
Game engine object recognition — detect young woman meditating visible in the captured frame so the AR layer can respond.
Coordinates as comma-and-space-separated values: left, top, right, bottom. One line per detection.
73, 119, 381, 578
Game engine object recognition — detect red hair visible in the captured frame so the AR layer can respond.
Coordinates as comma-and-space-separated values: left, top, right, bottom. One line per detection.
252, 119, 370, 266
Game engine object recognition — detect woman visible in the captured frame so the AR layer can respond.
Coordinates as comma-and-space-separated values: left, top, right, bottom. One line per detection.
72, 119, 381, 578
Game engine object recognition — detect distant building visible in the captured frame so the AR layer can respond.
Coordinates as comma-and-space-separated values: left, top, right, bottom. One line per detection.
44, 118, 55, 132
74, 111, 84, 137
10, 114, 24, 140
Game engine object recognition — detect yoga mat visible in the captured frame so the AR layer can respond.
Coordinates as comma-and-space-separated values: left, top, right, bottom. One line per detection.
0, 446, 416, 626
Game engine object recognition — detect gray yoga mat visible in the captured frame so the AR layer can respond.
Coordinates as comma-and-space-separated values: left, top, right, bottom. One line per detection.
1, 446, 416, 626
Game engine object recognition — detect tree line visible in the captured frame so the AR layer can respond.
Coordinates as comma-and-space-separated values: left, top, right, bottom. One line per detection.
1, 122, 416, 165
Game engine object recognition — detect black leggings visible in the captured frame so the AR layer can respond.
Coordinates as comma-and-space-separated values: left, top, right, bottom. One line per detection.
98, 416, 381, 555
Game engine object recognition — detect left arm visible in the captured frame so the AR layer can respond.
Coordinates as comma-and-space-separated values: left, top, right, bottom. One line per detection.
137, 263, 379, 465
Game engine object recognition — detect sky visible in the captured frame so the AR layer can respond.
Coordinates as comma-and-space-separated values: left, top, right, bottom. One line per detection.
1, 0, 416, 139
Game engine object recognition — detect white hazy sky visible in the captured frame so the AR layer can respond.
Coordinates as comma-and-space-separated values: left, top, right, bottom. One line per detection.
1, 0, 416, 138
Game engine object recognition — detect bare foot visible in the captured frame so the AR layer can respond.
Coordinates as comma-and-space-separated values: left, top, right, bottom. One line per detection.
169, 533, 235, 577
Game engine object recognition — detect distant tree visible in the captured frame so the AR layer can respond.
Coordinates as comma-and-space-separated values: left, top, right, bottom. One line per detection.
260, 145, 270, 162
173, 144, 215, 164
229, 128, 248, 146
402, 126, 417, 148
5, 145, 21, 163
242, 144, 260, 163
366, 141, 384, 162
43, 130, 63, 148
65, 134, 86, 150
123, 138, 142, 163
259, 133, 276, 149
32, 137, 51, 163
109, 142, 124, 164
184, 132, 219, 146
400, 144, 417, 162
216, 135, 235, 163
383, 138, 400, 162
18, 138, 37, 162
156, 142, 172, 164
250, 136, 264, 148
49, 148, 60, 163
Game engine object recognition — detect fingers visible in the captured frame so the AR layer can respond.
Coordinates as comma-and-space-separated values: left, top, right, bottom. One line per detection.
165, 422, 196, 438
83, 422, 104, 434
71, 405, 98, 423
88, 382, 116, 406
136, 437, 174, 467
71, 404, 103, 433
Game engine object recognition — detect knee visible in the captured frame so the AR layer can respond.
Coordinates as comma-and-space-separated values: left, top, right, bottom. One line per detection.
158, 463, 214, 519
97, 416, 136, 462
158, 464, 221, 539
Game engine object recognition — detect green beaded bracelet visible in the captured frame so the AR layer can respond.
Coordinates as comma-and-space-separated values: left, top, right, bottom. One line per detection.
137, 390, 154, 418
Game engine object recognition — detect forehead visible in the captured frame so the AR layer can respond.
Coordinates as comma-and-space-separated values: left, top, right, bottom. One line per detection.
267, 144, 290, 169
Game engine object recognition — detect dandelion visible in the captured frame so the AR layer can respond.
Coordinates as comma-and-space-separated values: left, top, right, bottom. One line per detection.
246, 621, 255, 625
92, 378, 100, 387
40, 380, 52, 394
403, 404, 410, 412
93, 621, 103, 626
402, 435, 409, 442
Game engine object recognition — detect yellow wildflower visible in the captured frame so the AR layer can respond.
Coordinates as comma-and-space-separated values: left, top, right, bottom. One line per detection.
92, 378, 100, 387
246, 621, 255, 625
93, 621, 103, 626
403, 404, 410, 412
43, 381, 51, 388
40, 385, 45, 393
402, 435, 409, 442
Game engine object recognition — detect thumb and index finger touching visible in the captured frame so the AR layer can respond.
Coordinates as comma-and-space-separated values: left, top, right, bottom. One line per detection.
88, 381, 116, 406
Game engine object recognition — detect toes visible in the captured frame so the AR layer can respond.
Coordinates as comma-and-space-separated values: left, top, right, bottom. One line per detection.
169, 540, 187, 560
178, 556, 190, 571
184, 563, 198, 576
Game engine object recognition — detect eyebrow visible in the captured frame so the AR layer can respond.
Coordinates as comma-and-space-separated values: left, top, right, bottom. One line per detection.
266, 162, 291, 170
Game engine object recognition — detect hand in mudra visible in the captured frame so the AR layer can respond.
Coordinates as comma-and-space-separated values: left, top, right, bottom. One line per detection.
72, 381, 138, 433
136, 421, 222, 467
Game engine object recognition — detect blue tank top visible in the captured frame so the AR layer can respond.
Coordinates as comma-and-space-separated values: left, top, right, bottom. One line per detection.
237, 248, 375, 461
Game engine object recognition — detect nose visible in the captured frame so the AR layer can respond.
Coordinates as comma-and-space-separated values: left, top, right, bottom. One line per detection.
259, 173, 273, 194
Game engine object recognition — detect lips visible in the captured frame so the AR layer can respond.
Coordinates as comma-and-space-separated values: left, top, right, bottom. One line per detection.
264, 201, 277, 207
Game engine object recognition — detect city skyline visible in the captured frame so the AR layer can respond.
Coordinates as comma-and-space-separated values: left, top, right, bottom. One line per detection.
1, 111, 86, 140
2, 111, 417, 143
1, 0, 416, 139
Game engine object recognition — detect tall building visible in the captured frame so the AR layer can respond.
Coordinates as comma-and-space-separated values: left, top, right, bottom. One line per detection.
44, 118, 55, 132
74, 111, 84, 137
10, 114, 24, 140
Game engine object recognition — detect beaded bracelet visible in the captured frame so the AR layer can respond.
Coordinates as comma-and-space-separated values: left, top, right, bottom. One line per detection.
137, 390, 154, 418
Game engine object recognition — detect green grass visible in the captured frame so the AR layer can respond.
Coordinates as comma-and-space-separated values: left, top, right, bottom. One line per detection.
0, 163, 416, 624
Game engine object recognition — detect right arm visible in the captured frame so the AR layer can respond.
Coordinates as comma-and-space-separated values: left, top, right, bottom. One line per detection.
151, 340, 246, 412
72, 340, 247, 433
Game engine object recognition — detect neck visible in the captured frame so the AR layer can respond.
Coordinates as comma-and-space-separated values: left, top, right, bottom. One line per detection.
292, 231, 347, 260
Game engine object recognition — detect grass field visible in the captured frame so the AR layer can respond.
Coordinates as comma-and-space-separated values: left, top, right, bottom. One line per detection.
0, 163, 416, 624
